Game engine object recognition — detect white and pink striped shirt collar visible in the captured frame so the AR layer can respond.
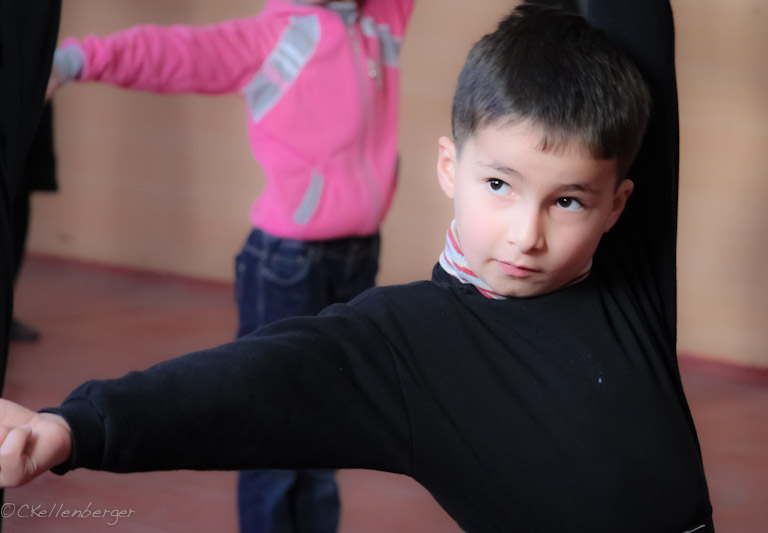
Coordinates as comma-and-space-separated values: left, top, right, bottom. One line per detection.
438, 220, 593, 300
438, 220, 507, 300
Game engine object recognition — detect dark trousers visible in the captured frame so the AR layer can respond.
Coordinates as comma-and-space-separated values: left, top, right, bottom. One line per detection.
234, 228, 380, 533
12, 103, 57, 287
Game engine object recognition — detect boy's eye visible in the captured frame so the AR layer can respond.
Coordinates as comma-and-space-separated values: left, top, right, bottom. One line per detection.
487, 179, 510, 195
556, 197, 584, 212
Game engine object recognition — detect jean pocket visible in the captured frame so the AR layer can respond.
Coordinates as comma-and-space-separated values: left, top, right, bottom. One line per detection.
260, 247, 312, 287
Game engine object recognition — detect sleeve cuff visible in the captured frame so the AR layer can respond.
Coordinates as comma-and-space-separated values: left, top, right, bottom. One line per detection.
38, 396, 106, 475
53, 45, 85, 82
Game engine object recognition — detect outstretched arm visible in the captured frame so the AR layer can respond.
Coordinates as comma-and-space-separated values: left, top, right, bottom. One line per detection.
0, 302, 411, 486
0, 400, 71, 487
49, 15, 277, 96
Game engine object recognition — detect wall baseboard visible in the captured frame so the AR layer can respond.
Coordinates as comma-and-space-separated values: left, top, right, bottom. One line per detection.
26, 252, 233, 290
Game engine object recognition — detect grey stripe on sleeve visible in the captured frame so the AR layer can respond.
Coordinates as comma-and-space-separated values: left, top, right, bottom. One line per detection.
361, 17, 402, 68
242, 15, 320, 122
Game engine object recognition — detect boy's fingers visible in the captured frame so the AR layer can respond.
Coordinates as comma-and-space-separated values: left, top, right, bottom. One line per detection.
0, 425, 33, 487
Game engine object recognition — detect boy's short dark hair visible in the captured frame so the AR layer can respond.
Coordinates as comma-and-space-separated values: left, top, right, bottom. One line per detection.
451, 4, 650, 178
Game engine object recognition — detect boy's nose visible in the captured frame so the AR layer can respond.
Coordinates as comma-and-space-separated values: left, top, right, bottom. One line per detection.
508, 206, 545, 254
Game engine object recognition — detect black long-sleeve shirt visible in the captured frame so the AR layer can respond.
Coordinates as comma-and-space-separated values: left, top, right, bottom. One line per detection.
46, 0, 714, 531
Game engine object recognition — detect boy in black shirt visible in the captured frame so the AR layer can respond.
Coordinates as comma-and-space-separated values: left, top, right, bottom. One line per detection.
0, 1, 714, 531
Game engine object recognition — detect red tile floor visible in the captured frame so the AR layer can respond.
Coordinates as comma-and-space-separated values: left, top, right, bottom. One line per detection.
3, 255, 767, 532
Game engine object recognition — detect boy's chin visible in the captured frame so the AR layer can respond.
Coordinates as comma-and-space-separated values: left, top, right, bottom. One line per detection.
497, 286, 551, 299
492, 275, 586, 299
490, 279, 549, 299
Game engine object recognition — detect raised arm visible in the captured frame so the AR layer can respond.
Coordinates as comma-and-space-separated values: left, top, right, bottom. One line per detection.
587, 0, 678, 241
585, 0, 679, 333
523, 0, 678, 339
522, 0, 587, 14
365, 0, 416, 32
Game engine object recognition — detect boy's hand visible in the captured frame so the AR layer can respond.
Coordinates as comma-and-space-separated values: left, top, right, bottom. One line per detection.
0, 399, 72, 487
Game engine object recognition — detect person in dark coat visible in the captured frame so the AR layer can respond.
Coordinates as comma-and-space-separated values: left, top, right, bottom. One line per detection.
0, 3, 61, 526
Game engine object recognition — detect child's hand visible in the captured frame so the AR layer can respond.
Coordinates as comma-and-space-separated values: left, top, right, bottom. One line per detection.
0, 399, 72, 487
45, 68, 64, 101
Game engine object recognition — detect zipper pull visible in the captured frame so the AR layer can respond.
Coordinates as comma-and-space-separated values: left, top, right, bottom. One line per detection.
367, 58, 382, 88
367, 58, 378, 79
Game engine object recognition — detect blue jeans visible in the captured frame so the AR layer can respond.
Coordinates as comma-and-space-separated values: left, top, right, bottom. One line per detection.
234, 228, 380, 533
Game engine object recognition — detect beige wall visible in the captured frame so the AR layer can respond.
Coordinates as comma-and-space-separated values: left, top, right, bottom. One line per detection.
28, 0, 768, 367
674, 0, 768, 367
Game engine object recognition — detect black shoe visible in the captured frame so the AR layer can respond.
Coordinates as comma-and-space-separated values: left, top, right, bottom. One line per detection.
10, 318, 40, 342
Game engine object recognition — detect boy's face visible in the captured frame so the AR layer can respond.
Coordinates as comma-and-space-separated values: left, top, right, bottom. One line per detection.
436, 122, 633, 298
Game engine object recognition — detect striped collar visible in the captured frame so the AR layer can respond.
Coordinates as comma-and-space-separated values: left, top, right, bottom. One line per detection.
439, 220, 507, 300
438, 220, 593, 299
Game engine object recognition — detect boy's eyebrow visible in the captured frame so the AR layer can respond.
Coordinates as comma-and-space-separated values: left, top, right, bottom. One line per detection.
478, 162, 522, 178
553, 182, 601, 195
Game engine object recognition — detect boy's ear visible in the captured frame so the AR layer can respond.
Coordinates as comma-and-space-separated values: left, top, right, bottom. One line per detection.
436, 136, 457, 199
603, 178, 634, 233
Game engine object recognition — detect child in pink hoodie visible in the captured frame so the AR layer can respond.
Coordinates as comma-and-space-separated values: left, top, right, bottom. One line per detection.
49, 1, 415, 531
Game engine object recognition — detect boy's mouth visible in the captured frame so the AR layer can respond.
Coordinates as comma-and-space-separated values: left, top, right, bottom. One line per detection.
496, 260, 538, 278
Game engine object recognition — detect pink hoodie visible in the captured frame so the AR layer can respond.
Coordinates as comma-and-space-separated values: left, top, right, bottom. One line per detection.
57, 0, 415, 240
